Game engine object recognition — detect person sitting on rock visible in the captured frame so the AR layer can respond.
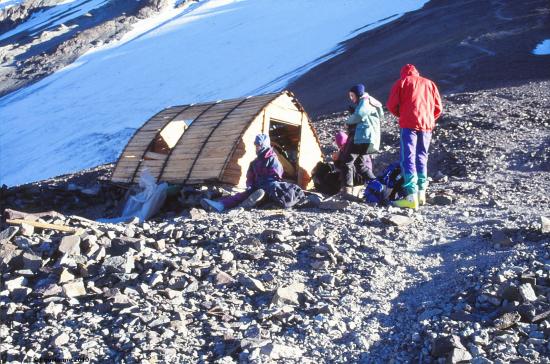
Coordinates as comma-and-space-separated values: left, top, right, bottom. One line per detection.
386, 64, 442, 209
200, 134, 283, 212
339, 84, 381, 199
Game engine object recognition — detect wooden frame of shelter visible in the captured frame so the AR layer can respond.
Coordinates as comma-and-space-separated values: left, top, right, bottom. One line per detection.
111, 91, 323, 189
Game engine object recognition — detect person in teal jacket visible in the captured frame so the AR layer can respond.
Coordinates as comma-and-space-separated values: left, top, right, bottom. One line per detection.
340, 84, 382, 196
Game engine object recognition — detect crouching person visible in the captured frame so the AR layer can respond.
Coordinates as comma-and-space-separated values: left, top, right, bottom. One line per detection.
200, 134, 283, 212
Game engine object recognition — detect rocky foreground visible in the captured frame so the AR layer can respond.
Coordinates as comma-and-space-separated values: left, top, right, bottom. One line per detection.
1, 81, 549, 363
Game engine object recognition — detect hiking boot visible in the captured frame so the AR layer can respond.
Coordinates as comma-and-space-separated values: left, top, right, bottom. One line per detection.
418, 190, 427, 206
200, 198, 225, 213
353, 186, 366, 199
392, 193, 418, 209
239, 189, 265, 209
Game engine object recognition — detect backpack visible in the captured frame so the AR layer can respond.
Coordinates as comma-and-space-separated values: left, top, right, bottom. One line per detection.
364, 162, 405, 205
312, 162, 341, 195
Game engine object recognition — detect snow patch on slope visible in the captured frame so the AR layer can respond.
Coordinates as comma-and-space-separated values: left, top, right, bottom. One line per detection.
0, 0, 428, 186
533, 39, 550, 55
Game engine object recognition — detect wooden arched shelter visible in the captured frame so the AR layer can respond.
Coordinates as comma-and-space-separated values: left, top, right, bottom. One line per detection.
111, 91, 323, 189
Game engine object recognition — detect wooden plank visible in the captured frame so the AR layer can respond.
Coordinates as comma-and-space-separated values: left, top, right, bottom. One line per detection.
112, 166, 136, 173
190, 115, 252, 129
112, 168, 140, 176
122, 145, 152, 151
119, 155, 141, 160
135, 167, 162, 179
170, 132, 243, 146
160, 160, 194, 172
139, 160, 166, 167
112, 164, 142, 172
119, 152, 141, 157
179, 128, 246, 138
111, 173, 133, 180
111, 177, 132, 183
169, 140, 239, 153
144, 151, 168, 160
128, 133, 162, 141
113, 160, 142, 166
166, 149, 232, 160
6, 219, 76, 233
127, 132, 160, 140
112, 168, 141, 176
112, 167, 137, 174
166, 157, 228, 166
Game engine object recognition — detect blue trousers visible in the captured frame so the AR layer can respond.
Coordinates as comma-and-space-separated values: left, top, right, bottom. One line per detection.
400, 128, 432, 195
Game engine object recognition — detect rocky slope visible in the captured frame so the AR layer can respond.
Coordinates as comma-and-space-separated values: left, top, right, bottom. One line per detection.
0, 81, 549, 363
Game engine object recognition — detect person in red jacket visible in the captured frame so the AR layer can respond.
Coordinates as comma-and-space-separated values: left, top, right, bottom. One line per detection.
386, 64, 442, 209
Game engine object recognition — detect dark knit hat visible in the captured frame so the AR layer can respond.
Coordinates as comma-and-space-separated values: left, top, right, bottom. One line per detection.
349, 84, 365, 98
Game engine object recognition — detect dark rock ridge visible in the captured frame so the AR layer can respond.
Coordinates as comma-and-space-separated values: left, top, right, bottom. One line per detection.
288, 0, 550, 116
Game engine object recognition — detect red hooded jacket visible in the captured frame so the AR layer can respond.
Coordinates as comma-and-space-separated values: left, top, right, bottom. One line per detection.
386, 64, 442, 131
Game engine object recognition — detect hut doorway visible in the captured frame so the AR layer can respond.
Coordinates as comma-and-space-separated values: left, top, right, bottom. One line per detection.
269, 118, 300, 181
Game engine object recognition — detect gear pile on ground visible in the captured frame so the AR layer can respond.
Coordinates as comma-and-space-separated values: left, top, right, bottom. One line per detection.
0, 81, 549, 363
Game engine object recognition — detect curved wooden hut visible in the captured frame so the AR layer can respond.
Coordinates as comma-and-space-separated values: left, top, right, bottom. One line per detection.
111, 91, 323, 189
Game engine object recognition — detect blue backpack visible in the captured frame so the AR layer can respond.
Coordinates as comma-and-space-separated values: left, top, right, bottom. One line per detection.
364, 163, 405, 205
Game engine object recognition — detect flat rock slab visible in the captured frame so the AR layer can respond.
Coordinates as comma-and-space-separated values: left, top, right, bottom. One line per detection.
239, 275, 266, 293
58, 235, 81, 255
0, 242, 19, 268
260, 342, 303, 360
272, 283, 305, 306
22, 252, 42, 272
383, 214, 412, 227
0, 226, 19, 243
5, 276, 28, 291
542, 216, 550, 233
519, 283, 537, 302
103, 255, 135, 274
431, 195, 454, 205
494, 311, 521, 330
318, 200, 350, 210
447, 347, 472, 363
431, 335, 465, 357
214, 270, 236, 285
62, 279, 86, 298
